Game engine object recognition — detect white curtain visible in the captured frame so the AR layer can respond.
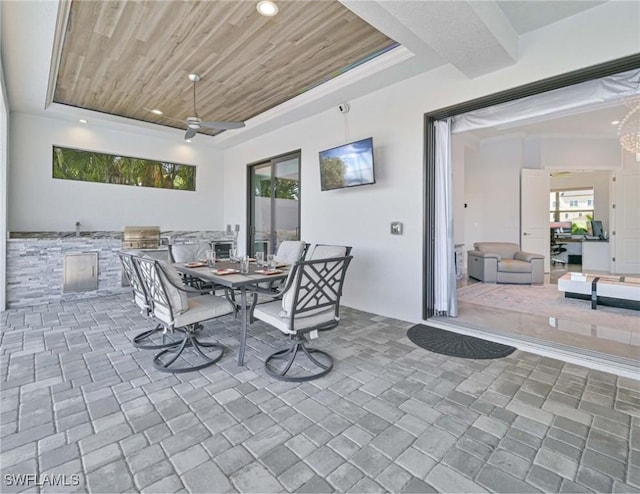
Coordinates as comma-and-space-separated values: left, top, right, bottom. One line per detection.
434, 118, 457, 316
452, 68, 640, 133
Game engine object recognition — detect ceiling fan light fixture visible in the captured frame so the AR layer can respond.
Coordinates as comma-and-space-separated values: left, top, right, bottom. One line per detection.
257, 1, 278, 17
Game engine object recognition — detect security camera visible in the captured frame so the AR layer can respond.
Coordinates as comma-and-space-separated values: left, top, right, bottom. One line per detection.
338, 103, 350, 114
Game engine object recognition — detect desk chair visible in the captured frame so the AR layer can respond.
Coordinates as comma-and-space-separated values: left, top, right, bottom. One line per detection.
550, 233, 567, 267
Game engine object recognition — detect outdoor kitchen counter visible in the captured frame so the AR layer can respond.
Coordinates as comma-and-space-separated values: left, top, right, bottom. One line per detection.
6, 230, 236, 308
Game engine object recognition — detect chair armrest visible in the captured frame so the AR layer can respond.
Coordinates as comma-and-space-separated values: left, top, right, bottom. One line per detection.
468, 250, 501, 260
514, 251, 544, 262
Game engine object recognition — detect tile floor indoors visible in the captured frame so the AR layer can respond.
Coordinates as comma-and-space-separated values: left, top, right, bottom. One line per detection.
1, 293, 639, 493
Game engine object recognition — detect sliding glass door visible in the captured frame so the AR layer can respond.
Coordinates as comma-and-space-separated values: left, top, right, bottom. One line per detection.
248, 151, 300, 256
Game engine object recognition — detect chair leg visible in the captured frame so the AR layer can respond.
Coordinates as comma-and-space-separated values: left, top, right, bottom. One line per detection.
153, 324, 224, 373
133, 324, 183, 350
265, 335, 333, 382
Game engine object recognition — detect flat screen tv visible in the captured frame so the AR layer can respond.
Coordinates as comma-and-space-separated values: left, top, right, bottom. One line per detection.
319, 137, 375, 191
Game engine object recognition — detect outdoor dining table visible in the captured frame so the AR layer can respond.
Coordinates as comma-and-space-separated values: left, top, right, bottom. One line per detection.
173, 260, 289, 366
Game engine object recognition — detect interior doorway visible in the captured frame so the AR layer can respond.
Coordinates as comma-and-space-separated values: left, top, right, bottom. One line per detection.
424, 58, 640, 373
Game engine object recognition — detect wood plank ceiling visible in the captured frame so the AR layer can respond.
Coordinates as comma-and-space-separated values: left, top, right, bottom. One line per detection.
54, 0, 398, 137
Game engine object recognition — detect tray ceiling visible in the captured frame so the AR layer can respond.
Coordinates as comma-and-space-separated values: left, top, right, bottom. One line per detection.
53, 0, 398, 137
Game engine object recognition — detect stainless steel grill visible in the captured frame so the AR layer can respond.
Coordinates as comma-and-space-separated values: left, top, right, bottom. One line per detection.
122, 226, 160, 249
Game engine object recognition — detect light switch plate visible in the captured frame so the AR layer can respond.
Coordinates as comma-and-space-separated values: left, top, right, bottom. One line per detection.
391, 222, 403, 235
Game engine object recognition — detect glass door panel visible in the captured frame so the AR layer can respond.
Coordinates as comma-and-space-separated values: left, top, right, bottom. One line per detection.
273, 155, 300, 252
249, 163, 272, 256
248, 151, 301, 257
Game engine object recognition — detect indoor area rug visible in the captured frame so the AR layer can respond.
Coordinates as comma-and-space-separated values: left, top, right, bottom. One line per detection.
407, 324, 516, 359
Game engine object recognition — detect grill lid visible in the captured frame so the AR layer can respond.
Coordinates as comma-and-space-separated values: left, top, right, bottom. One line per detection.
123, 226, 160, 249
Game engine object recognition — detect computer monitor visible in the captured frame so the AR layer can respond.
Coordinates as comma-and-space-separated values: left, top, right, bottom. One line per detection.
591, 220, 604, 239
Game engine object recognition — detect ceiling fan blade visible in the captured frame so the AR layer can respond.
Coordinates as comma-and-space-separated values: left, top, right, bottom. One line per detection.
185, 127, 198, 140
199, 121, 246, 130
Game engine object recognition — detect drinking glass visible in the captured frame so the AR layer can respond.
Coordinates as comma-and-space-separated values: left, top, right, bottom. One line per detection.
255, 251, 265, 266
267, 254, 276, 270
229, 247, 237, 262
206, 249, 216, 267
240, 255, 250, 274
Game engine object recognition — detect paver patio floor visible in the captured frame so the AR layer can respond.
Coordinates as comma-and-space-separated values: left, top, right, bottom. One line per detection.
1, 294, 639, 493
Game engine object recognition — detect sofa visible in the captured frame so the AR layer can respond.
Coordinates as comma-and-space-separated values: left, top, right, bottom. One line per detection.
467, 242, 544, 284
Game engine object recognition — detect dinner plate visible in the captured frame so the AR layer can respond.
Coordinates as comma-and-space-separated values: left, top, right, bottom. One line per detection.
212, 268, 239, 275
255, 269, 283, 275
185, 261, 207, 268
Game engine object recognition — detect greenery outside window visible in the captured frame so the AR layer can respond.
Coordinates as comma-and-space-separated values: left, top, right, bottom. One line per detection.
53, 146, 196, 191
549, 187, 594, 234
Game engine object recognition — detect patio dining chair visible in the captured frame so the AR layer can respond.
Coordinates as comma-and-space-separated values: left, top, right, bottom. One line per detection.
134, 257, 234, 373
252, 253, 353, 382
226, 241, 309, 322
306, 244, 352, 259
118, 251, 183, 350
168, 242, 214, 291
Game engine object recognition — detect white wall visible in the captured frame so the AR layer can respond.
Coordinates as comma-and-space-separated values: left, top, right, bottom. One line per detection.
224, 96, 424, 322
1, 51, 8, 309
9, 113, 225, 231
463, 136, 524, 252
451, 136, 469, 245
539, 137, 621, 170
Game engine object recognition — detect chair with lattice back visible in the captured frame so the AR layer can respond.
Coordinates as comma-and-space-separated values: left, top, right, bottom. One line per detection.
169, 242, 215, 291
252, 251, 353, 382
134, 256, 233, 373
118, 251, 182, 350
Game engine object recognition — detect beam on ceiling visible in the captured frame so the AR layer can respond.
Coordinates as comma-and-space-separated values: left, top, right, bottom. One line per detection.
342, 0, 518, 79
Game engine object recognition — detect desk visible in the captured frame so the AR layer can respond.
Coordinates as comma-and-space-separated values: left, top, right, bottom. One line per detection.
175, 261, 289, 366
582, 240, 610, 272
550, 238, 609, 269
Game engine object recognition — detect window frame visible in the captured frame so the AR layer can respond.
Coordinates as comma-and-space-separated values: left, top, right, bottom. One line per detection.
52, 145, 197, 191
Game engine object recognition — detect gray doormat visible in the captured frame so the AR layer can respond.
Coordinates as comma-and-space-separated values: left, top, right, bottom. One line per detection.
407, 324, 516, 359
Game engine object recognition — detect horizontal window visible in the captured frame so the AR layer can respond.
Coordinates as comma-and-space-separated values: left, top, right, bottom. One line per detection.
53, 146, 196, 191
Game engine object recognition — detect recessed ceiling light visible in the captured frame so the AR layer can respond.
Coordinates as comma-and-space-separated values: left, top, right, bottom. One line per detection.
151, 109, 163, 115
79, 119, 88, 124
185, 139, 192, 143
257, 0, 278, 16
611, 120, 620, 125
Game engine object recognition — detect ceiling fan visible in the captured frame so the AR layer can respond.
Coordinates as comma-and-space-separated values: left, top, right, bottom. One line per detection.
145, 73, 245, 140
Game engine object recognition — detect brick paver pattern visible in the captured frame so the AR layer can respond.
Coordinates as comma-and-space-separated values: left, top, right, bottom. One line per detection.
1, 294, 639, 493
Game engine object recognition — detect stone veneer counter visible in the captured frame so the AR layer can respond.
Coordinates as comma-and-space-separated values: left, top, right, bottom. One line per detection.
6, 231, 236, 308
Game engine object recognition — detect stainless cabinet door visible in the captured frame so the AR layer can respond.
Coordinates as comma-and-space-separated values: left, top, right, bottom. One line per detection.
64, 252, 98, 292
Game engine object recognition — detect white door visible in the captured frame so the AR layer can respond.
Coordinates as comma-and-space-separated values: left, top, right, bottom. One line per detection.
612, 169, 640, 274
521, 169, 550, 273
